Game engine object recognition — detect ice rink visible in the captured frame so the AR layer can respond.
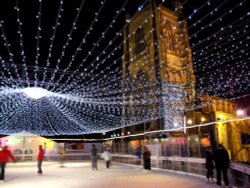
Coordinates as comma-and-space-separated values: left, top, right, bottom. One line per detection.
1, 161, 216, 188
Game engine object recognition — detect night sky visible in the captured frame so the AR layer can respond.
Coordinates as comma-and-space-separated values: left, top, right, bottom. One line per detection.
0, 0, 249, 119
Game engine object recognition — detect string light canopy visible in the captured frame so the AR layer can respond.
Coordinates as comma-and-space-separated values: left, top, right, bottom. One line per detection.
0, 0, 249, 136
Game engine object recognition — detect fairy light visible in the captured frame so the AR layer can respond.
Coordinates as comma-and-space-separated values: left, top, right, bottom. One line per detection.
50, 1, 106, 89
187, 0, 228, 31
0, 0, 249, 135
41, 0, 64, 86
48, 0, 86, 89
60, 0, 165, 92
51, 0, 131, 93
0, 81, 187, 135
187, 0, 249, 98
34, 0, 43, 87
195, 37, 249, 68
0, 21, 22, 83
51, 0, 247, 101
15, 0, 29, 85
189, 0, 247, 40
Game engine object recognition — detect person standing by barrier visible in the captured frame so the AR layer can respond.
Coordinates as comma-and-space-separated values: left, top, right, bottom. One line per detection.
91, 144, 98, 170
143, 146, 151, 173
135, 146, 142, 158
58, 149, 65, 167
0, 146, 16, 183
37, 145, 44, 175
101, 148, 112, 169
205, 146, 214, 183
214, 144, 230, 187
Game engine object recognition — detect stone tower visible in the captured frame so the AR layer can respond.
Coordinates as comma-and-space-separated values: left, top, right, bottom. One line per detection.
122, 1, 196, 132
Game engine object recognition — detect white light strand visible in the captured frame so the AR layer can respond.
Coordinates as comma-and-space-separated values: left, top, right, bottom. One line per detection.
0, 21, 22, 82
34, 0, 43, 86
194, 35, 249, 68
53, 0, 129, 90
186, 0, 215, 23
0, 1, 249, 135
193, 21, 250, 59
192, 13, 249, 49
59, 0, 165, 92
15, 0, 29, 86
41, 0, 64, 86
189, 0, 246, 40
47, 0, 87, 89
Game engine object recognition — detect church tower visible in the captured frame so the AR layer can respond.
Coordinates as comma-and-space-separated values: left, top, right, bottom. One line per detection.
122, 1, 196, 132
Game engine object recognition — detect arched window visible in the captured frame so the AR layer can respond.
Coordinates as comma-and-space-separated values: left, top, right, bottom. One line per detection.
162, 22, 175, 52
134, 28, 146, 55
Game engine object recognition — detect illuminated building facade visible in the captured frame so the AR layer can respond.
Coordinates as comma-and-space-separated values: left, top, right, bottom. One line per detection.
120, 2, 249, 162
193, 95, 250, 162
122, 1, 195, 133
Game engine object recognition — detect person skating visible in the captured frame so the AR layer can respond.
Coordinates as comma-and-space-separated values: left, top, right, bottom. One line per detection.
91, 144, 98, 170
0, 146, 16, 182
58, 149, 65, 167
101, 148, 112, 169
37, 145, 44, 175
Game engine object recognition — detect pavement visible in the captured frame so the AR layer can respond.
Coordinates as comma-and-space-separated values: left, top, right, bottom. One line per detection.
1, 161, 218, 188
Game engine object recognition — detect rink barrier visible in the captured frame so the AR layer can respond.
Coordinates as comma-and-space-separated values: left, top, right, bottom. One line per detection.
111, 154, 250, 188
230, 162, 250, 188
13, 153, 250, 187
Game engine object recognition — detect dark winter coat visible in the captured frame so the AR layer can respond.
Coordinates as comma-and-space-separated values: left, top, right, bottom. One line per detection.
205, 149, 214, 169
143, 150, 151, 160
214, 148, 230, 169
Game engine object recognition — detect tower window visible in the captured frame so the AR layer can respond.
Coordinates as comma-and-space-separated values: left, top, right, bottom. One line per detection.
134, 28, 146, 55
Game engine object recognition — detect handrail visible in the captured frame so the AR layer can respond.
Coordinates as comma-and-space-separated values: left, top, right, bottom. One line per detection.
232, 137, 250, 160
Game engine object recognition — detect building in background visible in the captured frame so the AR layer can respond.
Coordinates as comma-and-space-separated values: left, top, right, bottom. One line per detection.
117, 1, 250, 163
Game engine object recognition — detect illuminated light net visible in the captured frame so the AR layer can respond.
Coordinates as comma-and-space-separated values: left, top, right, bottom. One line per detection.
0, 0, 249, 135
0, 78, 187, 135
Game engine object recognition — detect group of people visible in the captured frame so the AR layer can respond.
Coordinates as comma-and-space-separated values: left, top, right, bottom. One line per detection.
205, 144, 230, 187
1, 144, 109, 182
91, 144, 151, 172
139, 143, 230, 187
1, 143, 230, 187
91, 144, 112, 170
0, 145, 44, 182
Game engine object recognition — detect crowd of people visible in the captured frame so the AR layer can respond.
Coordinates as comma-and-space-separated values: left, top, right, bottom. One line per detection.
0, 143, 231, 187
0, 145, 45, 183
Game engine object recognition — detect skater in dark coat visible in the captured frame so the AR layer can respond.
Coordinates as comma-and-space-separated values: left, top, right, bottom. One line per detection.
143, 146, 151, 172
205, 146, 214, 182
214, 144, 230, 187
